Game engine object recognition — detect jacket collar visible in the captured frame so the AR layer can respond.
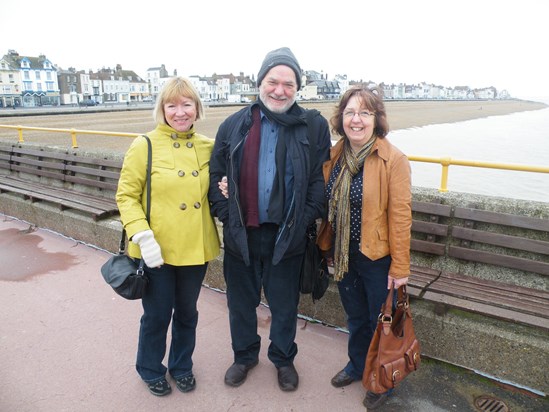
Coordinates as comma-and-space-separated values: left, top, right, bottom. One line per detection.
330, 136, 390, 161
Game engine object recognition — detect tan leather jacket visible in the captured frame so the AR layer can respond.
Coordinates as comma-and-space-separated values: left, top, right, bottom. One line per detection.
317, 137, 412, 278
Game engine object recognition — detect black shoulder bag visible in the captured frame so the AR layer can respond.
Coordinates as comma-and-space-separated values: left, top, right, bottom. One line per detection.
299, 110, 330, 303
101, 135, 152, 300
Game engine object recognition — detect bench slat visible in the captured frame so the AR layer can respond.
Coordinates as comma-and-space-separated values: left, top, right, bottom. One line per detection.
64, 175, 118, 191
417, 290, 549, 330
448, 245, 549, 276
452, 226, 549, 255
429, 274, 549, 318
455, 206, 549, 232
412, 220, 449, 237
412, 200, 452, 216
411, 239, 446, 255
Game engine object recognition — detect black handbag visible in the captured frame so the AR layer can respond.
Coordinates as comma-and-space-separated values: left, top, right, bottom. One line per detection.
300, 223, 330, 302
101, 135, 152, 300
101, 236, 147, 300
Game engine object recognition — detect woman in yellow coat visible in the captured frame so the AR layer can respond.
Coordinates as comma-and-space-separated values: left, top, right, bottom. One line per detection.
116, 77, 220, 397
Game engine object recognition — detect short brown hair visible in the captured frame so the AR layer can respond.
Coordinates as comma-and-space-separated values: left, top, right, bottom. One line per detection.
330, 86, 389, 139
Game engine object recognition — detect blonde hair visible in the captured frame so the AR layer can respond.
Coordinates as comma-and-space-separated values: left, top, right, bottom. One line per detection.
153, 77, 204, 125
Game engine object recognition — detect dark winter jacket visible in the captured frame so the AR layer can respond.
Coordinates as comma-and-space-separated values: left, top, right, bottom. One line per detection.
208, 102, 331, 265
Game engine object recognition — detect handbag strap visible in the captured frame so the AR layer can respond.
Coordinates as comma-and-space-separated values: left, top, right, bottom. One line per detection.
119, 134, 152, 254
380, 284, 409, 333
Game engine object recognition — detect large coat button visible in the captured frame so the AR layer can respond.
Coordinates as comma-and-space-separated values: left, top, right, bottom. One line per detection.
180, 203, 187, 210
192, 170, 199, 177
178, 170, 185, 177
173, 142, 180, 148
194, 202, 201, 209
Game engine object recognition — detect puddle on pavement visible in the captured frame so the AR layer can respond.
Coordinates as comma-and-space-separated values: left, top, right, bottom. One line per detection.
0, 226, 79, 281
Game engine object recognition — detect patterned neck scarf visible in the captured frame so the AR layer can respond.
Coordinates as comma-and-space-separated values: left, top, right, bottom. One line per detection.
328, 136, 377, 281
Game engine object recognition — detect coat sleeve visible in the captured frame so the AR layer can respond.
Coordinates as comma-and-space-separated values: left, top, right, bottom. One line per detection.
115, 136, 150, 239
208, 119, 231, 224
387, 153, 412, 277
303, 114, 332, 226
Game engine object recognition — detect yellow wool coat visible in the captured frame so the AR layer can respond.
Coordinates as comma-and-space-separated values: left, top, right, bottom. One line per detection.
116, 124, 220, 266
317, 137, 412, 278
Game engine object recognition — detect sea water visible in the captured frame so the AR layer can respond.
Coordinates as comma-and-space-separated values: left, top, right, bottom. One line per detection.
388, 106, 549, 203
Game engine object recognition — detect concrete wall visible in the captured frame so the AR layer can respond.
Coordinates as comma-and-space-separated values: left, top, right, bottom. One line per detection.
1, 144, 548, 395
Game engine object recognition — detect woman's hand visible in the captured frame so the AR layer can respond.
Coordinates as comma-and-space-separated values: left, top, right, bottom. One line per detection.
388, 275, 409, 289
218, 176, 228, 199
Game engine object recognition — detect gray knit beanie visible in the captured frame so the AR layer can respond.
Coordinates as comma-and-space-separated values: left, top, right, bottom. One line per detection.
257, 47, 302, 90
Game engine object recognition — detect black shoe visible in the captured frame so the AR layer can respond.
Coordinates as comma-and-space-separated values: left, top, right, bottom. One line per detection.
147, 378, 172, 396
277, 364, 299, 391
331, 369, 357, 388
224, 360, 259, 387
175, 374, 196, 393
362, 390, 390, 410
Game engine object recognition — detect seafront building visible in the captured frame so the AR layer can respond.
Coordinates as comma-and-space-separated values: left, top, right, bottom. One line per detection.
0, 49, 510, 108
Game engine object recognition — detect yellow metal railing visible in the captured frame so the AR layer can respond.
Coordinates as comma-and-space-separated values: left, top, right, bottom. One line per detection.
408, 155, 549, 192
0, 124, 139, 148
1, 124, 548, 193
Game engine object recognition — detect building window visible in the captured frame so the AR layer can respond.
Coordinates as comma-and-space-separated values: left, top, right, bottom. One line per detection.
23, 81, 32, 90
35, 71, 41, 80
24, 71, 30, 80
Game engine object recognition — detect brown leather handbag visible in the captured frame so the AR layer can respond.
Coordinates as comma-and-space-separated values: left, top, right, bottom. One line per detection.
363, 284, 421, 394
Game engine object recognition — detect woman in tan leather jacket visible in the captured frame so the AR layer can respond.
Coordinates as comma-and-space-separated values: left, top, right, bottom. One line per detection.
317, 86, 411, 410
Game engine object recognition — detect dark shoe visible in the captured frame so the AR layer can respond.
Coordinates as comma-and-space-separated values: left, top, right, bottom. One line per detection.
331, 369, 357, 388
224, 360, 259, 387
147, 378, 172, 396
175, 374, 196, 393
277, 364, 299, 391
362, 390, 390, 410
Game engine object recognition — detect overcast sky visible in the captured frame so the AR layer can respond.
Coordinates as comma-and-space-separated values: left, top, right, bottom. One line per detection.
2, 0, 548, 100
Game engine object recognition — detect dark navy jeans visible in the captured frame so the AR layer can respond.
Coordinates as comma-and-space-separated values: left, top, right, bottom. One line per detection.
337, 241, 391, 380
136, 262, 207, 383
223, 223, 302, 368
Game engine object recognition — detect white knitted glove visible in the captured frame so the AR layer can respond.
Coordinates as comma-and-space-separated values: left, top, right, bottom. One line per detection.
132, 230, 164, 268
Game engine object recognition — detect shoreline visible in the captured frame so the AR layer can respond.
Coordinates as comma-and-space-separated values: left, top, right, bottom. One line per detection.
0, 99, 546, 153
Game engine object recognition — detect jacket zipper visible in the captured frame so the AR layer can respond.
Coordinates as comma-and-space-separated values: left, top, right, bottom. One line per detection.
230, 137, 246, 227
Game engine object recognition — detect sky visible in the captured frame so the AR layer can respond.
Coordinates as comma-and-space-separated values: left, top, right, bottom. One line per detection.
2, 0, 548, 101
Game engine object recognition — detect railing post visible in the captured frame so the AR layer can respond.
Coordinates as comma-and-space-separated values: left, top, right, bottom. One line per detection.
439, 157, 451, 192
17, 126, 24, 143
70, 129, 78, 148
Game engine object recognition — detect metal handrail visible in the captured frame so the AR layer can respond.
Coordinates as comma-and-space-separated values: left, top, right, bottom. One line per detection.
0, 124, 139, 148
1, 124, 548, 193
408, 155, 549, 192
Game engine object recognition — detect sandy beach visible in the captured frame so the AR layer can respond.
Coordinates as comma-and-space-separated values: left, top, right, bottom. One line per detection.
0, 99, 546, 153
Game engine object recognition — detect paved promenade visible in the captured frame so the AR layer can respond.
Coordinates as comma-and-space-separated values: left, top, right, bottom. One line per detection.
0, 214, 546, 411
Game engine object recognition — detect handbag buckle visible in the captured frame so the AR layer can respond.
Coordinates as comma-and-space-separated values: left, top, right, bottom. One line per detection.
379, 314, 392, 324
392, 370, 401, 382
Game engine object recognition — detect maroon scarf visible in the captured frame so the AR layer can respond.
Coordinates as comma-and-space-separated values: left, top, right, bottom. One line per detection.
240, 106, 261, 227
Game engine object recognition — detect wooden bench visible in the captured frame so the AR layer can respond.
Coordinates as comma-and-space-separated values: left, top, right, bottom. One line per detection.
0, 145, 122, 221
408, 201, 549, 331
408, 200, 451, 298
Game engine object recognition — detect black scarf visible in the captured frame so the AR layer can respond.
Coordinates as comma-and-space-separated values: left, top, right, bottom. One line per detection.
256, 100, 307, 223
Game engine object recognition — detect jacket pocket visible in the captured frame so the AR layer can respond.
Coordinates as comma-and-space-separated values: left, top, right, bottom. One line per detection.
377, 224, 389, 241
